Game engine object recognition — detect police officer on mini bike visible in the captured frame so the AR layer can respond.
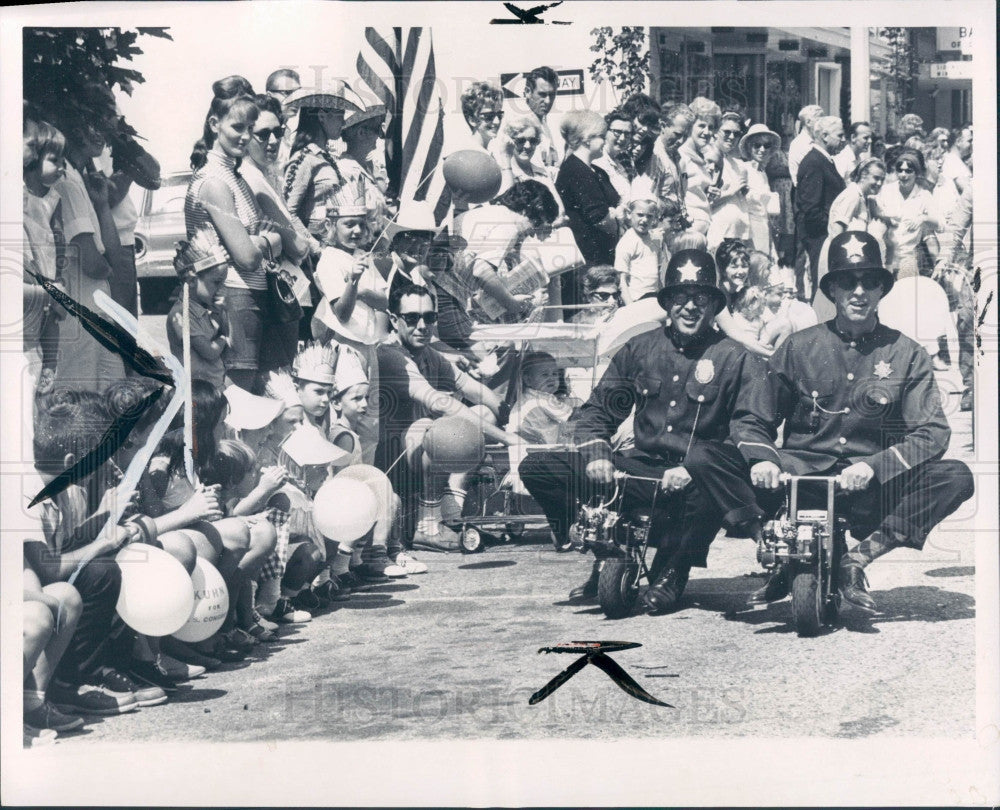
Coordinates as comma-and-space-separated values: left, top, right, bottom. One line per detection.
735, 231, 975, 612
520, 249, 766, 614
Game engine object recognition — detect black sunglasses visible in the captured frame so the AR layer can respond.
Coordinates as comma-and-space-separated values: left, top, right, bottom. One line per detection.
666, 290, 712, 308
254, 126, 285, 142
589, 290, 617, 301
833, 273, 883, 291
479, 110, 504, 122
513, 136, 540, 147
396, 311, 438, 327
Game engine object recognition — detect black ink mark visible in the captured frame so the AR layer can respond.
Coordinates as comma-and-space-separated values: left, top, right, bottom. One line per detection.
529, 641, 673, 707
29, 386, 166, 507
975, 288, 993, 354
491, 1, 571, 24
27, 269, 174, 385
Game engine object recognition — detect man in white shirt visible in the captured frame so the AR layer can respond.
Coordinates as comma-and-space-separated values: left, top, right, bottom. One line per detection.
523, 66, 561, 174
788, 104, 824, 187
833, 121, 872, 182
267, 69, 302, 171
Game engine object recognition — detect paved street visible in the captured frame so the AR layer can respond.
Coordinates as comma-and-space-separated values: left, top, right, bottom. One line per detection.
58, 313, 976, 743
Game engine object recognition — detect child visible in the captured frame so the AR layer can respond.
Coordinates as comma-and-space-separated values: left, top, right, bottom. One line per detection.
167, 229, 232, 390
615, 196, 666, 304
23, 119, 67, 392
330, 346, 408, 580
507, 351, 581, 445
291, 341, 339, 433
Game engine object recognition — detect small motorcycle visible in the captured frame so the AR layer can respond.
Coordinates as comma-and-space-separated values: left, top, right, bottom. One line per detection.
568, 472, 659, 619
757, 474, 849, 636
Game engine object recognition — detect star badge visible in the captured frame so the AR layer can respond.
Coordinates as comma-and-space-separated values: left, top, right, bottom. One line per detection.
873, 360, 892, 379
842, 235, 866, 263
677, 260, 701, 283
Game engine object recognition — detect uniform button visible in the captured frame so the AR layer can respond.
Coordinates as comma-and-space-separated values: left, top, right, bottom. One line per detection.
666, 426, 673, 432
838, 437, 847, 445
849, 341, 857, 348
847, 373, 855, 381
880, 397, 888, 404
697, 395, 705, 402
642, 389, 648, 395
811, 390, 819, 397
669, 400, 676, 407
672, 375, 679, 382
844, 407, 850, 414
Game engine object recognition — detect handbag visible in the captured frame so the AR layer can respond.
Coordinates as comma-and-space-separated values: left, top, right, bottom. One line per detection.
264, 258, 304, 323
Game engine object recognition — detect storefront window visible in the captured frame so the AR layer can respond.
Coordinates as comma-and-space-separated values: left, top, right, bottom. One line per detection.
766, 59, 804, 139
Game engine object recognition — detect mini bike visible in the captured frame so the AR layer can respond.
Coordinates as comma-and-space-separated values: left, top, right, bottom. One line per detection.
568, 472, 660, 619
757, 475, 849, 636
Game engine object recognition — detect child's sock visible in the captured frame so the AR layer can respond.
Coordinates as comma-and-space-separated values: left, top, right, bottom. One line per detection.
330, 551, 352, 577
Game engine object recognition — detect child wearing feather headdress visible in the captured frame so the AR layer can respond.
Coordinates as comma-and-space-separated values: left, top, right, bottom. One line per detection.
167, 227, 232, 390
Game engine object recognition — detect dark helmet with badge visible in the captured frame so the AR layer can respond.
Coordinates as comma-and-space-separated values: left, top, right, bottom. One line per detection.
819, 230, 895, 299
656, 248, 728, 312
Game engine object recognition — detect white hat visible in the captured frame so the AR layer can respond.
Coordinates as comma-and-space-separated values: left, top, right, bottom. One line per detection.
280, 423, 348, 467
224, 385, 284, 431
343, 102, 387, 132
382, 201, 441, 243
739, 123, 780, 160
326, 175, 371, 219
292, 342, 338, 385
334, 347, 368, 396
264, 370, 302, 410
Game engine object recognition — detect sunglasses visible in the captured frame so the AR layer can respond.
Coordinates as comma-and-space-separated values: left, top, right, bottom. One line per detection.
833, 273, 883, 291
479, 110, 504, 122
589, 290, 617, 301
719, 129, 741, 139
895, 164, 916, 174
666, 290, 712, 308
396, 311, 438, 327
513, 136, 540, 147
253, 126, 285, 142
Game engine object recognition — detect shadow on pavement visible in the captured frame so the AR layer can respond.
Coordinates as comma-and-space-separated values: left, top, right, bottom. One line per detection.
361, 582, 421, 593
339, 596, 406, 610
924, 566, 975, 578
166, 687, 228, 703
458, 560, 518, 570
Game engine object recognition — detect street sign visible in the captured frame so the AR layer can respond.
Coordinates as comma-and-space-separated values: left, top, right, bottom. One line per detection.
500, 69, 585, 99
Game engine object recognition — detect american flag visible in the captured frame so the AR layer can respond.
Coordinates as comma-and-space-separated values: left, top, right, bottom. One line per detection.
356, 27, 447, 210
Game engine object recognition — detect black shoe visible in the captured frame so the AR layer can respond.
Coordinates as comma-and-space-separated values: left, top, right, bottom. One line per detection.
746, 567, 790, 606
352, 563, 391, 584
128, 661, 181, 692
642, 567, 690, 614
337, 571, 363, 592
291, 588, 324, 612
839, 560, 877, 613
315, 577, 351, 603
569, 561, 603, 600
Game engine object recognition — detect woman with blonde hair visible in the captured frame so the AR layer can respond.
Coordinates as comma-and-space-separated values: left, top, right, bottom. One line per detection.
555, 109, 620, 306
678, 96, 722, 234
493, 112, 565, 221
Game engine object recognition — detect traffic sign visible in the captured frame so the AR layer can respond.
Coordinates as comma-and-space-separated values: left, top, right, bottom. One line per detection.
500, 69, 585, 99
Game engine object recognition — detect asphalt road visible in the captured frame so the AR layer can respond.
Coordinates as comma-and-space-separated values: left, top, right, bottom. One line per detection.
67, 313, 976, 743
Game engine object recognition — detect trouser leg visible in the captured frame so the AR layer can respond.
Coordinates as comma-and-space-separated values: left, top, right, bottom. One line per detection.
518, 450, 598, 543
55, 560, 122, 683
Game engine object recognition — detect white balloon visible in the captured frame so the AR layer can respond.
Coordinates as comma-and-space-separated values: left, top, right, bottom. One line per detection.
313, 477, 378, 542
115, 544, 195, 637
335, 464, 393, 517
172, 557, 230, 643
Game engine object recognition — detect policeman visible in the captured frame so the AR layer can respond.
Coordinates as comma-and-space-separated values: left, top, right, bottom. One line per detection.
736, 231, 975, 611
520, 249, 765, 614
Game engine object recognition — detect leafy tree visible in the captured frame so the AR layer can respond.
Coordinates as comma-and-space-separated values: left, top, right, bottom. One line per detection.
876, 27, 918, 132
589, 26, 649, 99
23, 27, 171, 144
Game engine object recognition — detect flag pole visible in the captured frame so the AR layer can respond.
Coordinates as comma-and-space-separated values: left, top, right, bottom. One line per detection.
181, 282, 196, 485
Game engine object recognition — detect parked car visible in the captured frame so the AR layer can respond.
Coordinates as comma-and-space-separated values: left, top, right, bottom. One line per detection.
133, 170, 190, 313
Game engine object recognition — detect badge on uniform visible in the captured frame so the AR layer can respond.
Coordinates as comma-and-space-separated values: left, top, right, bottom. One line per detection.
873, 360, 892, 379
695, 359, 715, 384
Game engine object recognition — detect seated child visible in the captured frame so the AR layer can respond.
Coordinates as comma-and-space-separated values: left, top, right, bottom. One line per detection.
507, 351, 582, 446
615, 196, 666, 304
167, 229, 232, 391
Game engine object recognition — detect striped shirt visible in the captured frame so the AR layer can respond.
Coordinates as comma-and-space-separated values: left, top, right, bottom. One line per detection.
185, 150, 266, 290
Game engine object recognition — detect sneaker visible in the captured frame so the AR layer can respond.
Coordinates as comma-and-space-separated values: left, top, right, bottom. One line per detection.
269, 597, 311, 624
291, 588, 324, 612
336, 571, 363, 592
243, 622, 278, 643
128, 661, 181, 691
392, 551, 428, 575
381, 562, 408, 578
50, 680, 138, 716
160, 637, 221, 671
222, 628, 258, 652
97, 667, 168, 707
156, 654, 206, 681
411, 523, 461, 552
352, 563, 391, 584
23, 701, 85, 733
251, 609, 279, 633
314, 577, 352, 602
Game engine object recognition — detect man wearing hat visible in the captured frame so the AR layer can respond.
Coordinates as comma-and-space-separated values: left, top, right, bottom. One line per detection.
520, 249, 768, 613
735, 231, 975, 612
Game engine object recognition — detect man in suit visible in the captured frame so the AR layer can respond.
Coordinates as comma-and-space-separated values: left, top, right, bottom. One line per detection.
795, 115, 846, 302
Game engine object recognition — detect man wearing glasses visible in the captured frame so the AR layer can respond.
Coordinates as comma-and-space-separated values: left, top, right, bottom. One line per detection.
520, 250, 767, 614
266, 69, 301, 169
376, 284, 518, 551
735, 231, 974, 612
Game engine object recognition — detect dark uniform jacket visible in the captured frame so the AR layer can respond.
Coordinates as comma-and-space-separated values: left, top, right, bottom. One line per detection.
733, 320, 951, 482
575, 325, 764, 466
795, 147, 846, 239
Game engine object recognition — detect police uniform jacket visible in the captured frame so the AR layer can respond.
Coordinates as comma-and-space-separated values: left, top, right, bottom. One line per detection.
575, 325, 764, 466
733, 320, 950, 481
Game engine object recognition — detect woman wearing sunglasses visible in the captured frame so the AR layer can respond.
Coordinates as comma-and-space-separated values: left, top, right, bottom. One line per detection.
876, 150, 939, 277
493, 113, 566, 223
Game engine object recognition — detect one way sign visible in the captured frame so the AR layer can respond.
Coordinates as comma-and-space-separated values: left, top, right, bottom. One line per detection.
500, 69, 585, 99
